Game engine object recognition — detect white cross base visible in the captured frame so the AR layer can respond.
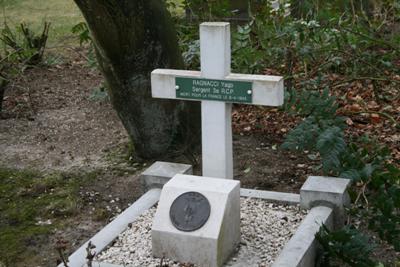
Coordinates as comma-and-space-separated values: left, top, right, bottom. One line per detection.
151, 22, 284, 179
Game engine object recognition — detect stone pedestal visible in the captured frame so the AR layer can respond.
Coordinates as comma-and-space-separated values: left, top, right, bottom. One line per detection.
141, 161, 193, 190
300, 176, 351, 229
152, 174, 241, 267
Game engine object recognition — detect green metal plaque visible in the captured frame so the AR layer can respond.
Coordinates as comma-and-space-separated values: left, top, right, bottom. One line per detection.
175, 77, 252, 103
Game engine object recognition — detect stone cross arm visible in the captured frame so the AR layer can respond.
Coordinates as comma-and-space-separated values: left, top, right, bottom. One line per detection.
151, 69, 284, 106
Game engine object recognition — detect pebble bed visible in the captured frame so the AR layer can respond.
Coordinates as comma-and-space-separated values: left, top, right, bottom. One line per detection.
96, 197, 307, 267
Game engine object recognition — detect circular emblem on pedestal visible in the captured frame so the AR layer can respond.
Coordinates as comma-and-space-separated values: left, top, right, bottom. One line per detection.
169, 191, 211, 232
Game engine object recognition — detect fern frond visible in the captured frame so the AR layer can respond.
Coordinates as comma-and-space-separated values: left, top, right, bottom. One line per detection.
340, 169, 361, 181
316, 126, 346, 173
282, 116, 321, 150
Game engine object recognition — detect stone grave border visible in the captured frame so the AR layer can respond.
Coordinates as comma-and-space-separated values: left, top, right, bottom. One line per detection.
60, 161, 350, 267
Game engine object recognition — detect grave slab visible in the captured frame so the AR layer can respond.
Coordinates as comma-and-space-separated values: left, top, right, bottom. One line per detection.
152, 174, 241, 267
97, 198, 306, 267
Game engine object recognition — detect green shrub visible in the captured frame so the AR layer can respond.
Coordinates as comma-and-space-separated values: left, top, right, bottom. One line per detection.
0, 22, 50, 65
316, 225, 380, 267
283, 86, 400, 253
0, 22, 51, 113
71, 22, 98, 69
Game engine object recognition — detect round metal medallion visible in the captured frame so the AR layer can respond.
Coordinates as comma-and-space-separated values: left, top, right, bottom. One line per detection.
169, 191, 211, 232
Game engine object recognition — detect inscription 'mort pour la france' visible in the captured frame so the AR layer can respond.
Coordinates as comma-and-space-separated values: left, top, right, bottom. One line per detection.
176, 77, 252, 103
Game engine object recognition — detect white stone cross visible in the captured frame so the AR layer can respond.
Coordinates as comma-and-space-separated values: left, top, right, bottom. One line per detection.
151, 22, 284, 179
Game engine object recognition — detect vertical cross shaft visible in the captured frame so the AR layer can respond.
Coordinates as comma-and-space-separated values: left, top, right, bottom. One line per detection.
200, 22, 233, 179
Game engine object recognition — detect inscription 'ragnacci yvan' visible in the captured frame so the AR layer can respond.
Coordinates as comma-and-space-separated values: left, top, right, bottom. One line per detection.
193, 79, 219, 87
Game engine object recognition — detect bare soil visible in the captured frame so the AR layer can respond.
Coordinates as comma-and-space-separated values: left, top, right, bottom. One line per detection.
0, 58, 127, 171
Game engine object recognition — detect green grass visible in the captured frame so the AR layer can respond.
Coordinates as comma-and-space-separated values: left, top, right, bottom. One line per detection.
0, 0, 185, 47
0, 167, 98, 266
0, 0, 83, 46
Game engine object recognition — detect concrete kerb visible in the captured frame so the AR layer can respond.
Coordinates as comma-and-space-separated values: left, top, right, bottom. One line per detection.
57, 188, 161, 267
272, 205, 334, 267
66, 163, 349, 267
87, 262, 121, 267
87, 206, 333, 267
269, 176, 351, 267
300, 176, 351, 229
141, 162, 301, 205
140, 162, 302, 205
240, 188, 300, 205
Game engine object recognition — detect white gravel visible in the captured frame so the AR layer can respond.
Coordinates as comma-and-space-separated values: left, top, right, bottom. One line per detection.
96, 197, 307, 267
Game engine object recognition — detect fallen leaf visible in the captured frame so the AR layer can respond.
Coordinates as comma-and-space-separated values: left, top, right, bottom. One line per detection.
350, 103, 362, 112
307, 154, 319, 160
353, 95, 363, 102
346, 118, 354, 126
370, 113, 381, 124
367, 101, 380, 110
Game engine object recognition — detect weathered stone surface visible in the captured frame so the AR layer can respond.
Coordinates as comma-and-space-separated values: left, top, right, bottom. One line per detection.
152, 174, 240, 267
240, 188, 300, 205
300, 176, 351, 228
141, 161, 192, 190
272, 206, 334, 267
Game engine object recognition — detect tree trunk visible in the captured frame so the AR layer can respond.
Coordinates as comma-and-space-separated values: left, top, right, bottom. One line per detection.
0, 79, 6, 113
73, 0, 200, 159
0, 88, 4, 113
